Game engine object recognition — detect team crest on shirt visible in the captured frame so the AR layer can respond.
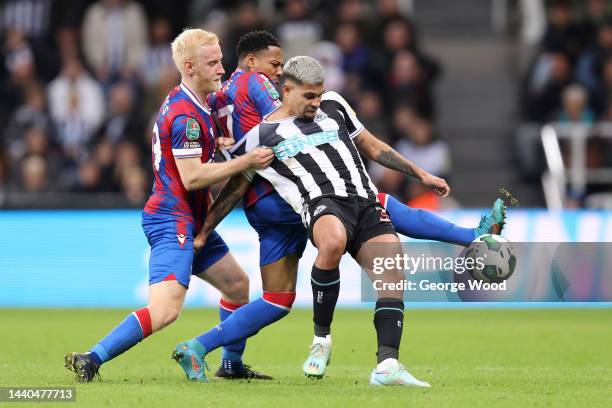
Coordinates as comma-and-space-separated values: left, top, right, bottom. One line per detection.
186, 118, 200, 140
177, 234, 187, 247
314, 110, 328, 122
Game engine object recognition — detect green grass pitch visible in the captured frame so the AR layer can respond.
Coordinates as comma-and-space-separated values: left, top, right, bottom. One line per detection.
1, 308, 611, 407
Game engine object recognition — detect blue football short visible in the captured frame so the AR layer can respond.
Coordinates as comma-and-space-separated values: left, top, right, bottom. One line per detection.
142, 214, 229, 287
244, 191, 308, 266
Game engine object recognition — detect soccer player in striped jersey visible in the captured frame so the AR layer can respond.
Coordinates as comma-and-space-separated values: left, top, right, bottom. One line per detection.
64, 29, 274, 382
243, 56, 432, 386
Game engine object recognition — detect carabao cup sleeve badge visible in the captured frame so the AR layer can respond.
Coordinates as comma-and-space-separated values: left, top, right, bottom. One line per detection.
264, 80, 280, 99
186, 118, 201, 140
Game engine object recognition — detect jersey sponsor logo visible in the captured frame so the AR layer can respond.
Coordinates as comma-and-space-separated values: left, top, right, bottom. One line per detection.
182, 141, 200, 149
263, 79, 280, 99
186, 118, 200, 140
313, 205, 327, 217
272, 130, 339, 161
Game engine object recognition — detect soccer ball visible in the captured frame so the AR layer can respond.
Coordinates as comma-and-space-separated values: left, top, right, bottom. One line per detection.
464, 234, 516, 283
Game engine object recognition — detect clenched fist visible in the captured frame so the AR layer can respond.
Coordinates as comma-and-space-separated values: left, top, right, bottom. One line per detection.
246, 147, 274, 169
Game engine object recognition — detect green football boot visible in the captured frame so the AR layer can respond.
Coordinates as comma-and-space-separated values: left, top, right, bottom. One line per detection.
172, 340, 209, 381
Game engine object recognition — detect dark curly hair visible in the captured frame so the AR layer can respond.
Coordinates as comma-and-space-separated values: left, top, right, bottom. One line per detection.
236, 30, 281, 59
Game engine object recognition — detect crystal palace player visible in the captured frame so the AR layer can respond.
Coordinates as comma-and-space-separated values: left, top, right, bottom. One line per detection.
63, 29, 274, 382
202, 31, 307, 380
242, 56, 431, 386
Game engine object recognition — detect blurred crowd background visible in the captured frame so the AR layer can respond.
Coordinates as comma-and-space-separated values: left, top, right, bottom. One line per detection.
1, 0, 611, 209
518, 0, 612, 208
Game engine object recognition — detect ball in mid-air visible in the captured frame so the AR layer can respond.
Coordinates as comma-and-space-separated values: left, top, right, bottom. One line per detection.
465, 234, 516, 283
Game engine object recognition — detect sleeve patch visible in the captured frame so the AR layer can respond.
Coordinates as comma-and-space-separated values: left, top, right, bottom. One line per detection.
259, 74, 280, 99
186, 118, 201, 140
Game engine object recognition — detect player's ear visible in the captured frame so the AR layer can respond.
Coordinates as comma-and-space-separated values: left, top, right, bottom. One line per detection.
245, 53, 256, 70
282, 83, 291, 98
184, 60, 195, 76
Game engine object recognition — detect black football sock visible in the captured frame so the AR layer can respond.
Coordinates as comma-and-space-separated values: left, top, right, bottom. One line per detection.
311, 265, 340, 337
374, 298, 404, 363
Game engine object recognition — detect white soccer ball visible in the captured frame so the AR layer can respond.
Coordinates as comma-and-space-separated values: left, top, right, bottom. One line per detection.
465, 234, 516, 283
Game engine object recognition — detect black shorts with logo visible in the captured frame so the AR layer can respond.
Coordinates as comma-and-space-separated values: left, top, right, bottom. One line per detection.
303, 195, 397, 257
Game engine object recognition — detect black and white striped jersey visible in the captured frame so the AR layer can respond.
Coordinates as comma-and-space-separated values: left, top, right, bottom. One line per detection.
241, 91, 378, 215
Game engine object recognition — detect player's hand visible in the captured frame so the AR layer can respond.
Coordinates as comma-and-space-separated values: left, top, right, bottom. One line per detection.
217, 136, 235, 150
193, 231, 207, 253
246, 147, 274, 169
421, 172, 451, 198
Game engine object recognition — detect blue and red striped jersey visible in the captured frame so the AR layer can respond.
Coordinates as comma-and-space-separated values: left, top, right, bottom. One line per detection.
144, 83, 217, 232
209, 69, 281, 207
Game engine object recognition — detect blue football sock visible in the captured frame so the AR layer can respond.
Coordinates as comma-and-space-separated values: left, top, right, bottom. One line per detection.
383, 193, 475, 246
195, 297, 288, 353
89, 309, 151, 365
219, 301, 247, 366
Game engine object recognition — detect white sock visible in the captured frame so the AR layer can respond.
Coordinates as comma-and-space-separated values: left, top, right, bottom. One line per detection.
376, 358, 399, 371
313, 335, 331, 345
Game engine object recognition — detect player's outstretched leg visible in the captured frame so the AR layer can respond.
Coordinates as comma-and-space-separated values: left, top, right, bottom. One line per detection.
173, 291, 295, 380
214, 252, 301, 380
378, 193, 506, 246
64, 280, 185, 382
192, 250, 283, 380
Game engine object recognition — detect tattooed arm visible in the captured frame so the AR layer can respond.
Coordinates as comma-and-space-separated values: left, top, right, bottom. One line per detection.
353, 129, 450, 197
194, 173, 252, 251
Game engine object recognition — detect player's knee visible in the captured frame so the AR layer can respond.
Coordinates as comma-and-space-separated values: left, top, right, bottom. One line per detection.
162, 308, 181, 326
149, 303, 181, 330
384, 267, 404, 283
317, 237, 345, 263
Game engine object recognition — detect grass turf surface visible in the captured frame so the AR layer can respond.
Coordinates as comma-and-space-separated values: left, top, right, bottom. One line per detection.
0, 308, 610, 407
